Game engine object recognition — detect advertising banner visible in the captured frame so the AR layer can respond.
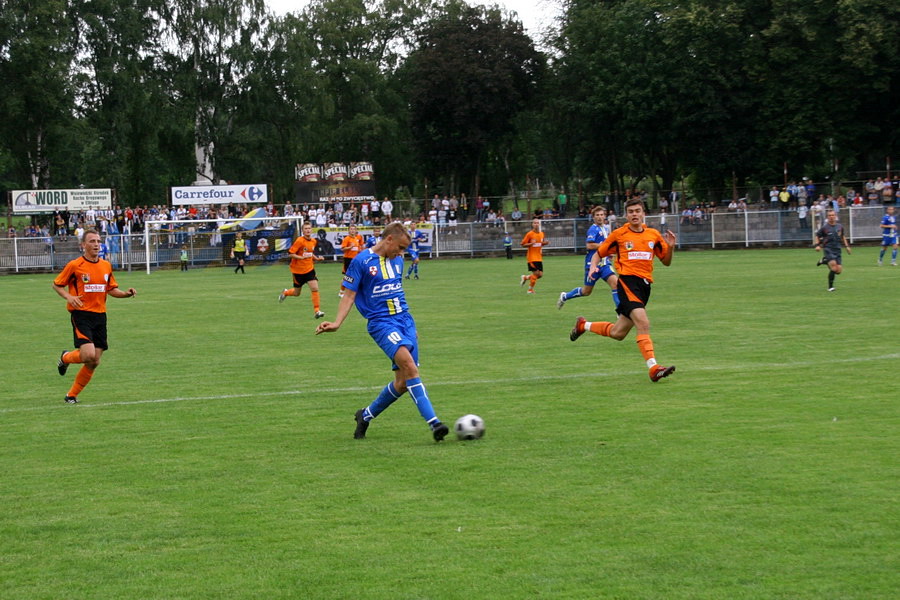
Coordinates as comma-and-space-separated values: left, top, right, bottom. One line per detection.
301, 224, 433, 258
170, 184, 268, 206
11, 188, 113, 214
294, 162, 376, 205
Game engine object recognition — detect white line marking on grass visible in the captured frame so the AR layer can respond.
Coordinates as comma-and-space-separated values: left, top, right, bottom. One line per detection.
4, 352, 898, 415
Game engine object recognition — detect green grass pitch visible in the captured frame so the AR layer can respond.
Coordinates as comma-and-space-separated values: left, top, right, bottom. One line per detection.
1, 248, 898, 599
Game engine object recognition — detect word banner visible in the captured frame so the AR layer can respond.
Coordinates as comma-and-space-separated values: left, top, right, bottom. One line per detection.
11, 188, 113, 214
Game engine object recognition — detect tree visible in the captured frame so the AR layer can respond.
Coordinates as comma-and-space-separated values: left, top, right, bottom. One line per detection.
403, 3, 544, 196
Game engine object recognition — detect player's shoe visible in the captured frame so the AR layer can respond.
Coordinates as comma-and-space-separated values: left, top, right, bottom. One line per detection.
520, 274, 528, 287
405, 275, 410, 279
892, 262, 897, 266
570, 316, 586, 341
557, 291, 567, 310
278, 290, 286, 303
57, 350, 68, 376
338, 291, 344, 298
649, 365, 676, 382
827, 287, 835, 292
877, 260, 883, 266
431, 422, 449, 442
353, 409, 369, 439
314, 311, 326, 319
414, 275, 419, 279
816, 258, 825, 266
64, 395, 77, 404
526, 289, 535, 294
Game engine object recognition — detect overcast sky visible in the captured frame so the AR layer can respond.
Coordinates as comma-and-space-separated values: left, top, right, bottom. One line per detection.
264, 0, 561, 38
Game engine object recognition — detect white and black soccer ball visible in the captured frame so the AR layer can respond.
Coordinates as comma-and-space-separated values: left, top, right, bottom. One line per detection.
454, 414, 485, 440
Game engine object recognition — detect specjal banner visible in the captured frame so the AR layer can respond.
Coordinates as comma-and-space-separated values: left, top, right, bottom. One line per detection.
170, 184, 268, 206
11, 188, 113, 214
293, 162, 376, 205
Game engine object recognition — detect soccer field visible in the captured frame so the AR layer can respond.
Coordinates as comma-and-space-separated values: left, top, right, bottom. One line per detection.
1, 249, 898, 599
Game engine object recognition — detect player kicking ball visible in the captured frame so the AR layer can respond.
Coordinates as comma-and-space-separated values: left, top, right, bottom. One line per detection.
315, 222, 449, 442
570, 198, 677, 382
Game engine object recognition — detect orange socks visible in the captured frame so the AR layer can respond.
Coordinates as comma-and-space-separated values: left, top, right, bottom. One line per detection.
529, 274, 538, 288
62, 349, 82, 364
589, 322, 613, 337
636, 334, 657, 368
67, 365, 95, 398
283, 288, 299, 297
311, 290, 321, 311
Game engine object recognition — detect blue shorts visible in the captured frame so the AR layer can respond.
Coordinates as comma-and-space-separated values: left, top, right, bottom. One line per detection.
882, 235, 898, 246
408, 249, 420, 260
584, 264, 616, 287
368, 312, 419, 370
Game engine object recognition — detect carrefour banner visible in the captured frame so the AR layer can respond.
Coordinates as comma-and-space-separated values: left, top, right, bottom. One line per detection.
170, 184, 268, 206
11, 188, 113, 214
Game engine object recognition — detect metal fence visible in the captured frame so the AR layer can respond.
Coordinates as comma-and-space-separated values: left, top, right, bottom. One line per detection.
0, 206, 890, 274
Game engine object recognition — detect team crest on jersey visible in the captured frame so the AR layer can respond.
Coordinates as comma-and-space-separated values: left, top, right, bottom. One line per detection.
369, 266, 378, 276
625, 241, 634, 250
648, 241, 655, 249
82, 273, 90, 283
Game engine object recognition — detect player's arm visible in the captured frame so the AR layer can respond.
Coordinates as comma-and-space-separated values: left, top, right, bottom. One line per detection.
315, 290, 356, 334
840, 232, 852, 254
108, 286, 137, 299
660, 231, 676, 266
520, 233, 531, 248
52, 282, 84, 309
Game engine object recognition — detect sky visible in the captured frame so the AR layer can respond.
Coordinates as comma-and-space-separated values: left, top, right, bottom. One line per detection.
264, 0, 561, 38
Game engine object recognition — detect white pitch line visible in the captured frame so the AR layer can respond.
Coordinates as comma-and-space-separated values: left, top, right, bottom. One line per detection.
3, 352, 898, 415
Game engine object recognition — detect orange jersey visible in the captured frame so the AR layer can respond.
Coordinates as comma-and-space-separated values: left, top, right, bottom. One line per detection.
597, 225, 668, 282
53, 256, 119, 313
289, 236, 318, 274
341, 234, 364, 259
521, 230, 546, 263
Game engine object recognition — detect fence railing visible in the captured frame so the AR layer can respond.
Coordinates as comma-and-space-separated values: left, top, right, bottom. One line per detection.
0, 206, 889, 273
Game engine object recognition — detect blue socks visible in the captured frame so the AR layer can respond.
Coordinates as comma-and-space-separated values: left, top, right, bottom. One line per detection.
611, 288, 619, 307
365, 381, 402, 420
363, 378, 439, 425
563, 287, 582, 301
406, 377, 438, 424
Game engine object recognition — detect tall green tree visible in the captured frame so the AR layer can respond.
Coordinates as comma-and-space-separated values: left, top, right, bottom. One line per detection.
403, 3, 544, 196
0, 0, 76, 189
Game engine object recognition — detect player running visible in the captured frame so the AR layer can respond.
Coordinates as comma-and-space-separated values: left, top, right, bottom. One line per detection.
815, 209, 852, 291
878, 205, 897, 266
405, 222, 427, 279
569, 198, 677, 382
520, 218, 549, 294
557, 205, 619, 310
339, 224, 364, 297
315, 222, 450, 442
53, 229, 137, 403
279, 221, 325, 318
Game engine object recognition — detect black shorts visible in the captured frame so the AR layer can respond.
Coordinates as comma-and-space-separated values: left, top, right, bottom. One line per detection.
527, 261, 544, 272
342, 257, 353, 273
292, 270, 318, 288
70, 310, 109, 350
615, 275, 652, 318
234, 251, 246, 261
823, 250, 842, 265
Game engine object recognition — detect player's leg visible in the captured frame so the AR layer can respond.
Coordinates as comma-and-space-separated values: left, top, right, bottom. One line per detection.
879, 243, 886, 265
827, 258, 842, 290
392, 346, 448, 441
628, 308, 674, 381
892, 242, 898, 265
605, 273, 620, 307
559, 268, 595, 309
307, 277, 323, 318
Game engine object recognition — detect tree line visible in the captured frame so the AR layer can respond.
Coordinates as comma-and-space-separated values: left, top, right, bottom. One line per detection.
1, 0, 897, 210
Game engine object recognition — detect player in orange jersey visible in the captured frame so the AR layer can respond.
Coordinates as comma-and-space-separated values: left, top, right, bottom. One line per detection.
569, 198, 677, 382
520, 218, 549, 294
279, 221, 325, 318
339, 224, 364, 297
53, 229, 137, 403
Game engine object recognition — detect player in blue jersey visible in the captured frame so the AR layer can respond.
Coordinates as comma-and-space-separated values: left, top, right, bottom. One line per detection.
315, 222, 449, 442
557, 205, 619, 310
878, 205, 897, 266
405, 222, 428, 279
364, 226, 382, 249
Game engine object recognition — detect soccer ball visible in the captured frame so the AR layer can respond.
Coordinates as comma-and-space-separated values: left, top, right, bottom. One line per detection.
454, 414, 485, 440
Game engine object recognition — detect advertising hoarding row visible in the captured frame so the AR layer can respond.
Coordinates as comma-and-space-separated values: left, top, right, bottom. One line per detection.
11, 188, 113, 214
170, 184, 268, 206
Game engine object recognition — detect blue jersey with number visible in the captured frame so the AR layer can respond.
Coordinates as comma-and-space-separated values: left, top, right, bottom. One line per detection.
882, 214, 897, 244
584, 224, 612, 269
343, 249, 409, 322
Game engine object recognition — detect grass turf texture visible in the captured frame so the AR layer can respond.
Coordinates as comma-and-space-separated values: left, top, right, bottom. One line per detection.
1, 249, 897, 599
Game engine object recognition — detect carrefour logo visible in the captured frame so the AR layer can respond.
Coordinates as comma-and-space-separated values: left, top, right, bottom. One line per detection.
242, 186, 265, 202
